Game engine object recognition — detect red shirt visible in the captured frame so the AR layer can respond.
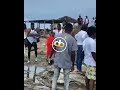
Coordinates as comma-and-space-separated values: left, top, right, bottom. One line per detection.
46, 36, 55, 59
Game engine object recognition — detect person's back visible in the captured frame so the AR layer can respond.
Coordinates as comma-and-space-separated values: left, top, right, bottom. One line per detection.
75, 25, 88, 72
75, 30, 87, 45
82, 26, 96, 90
83, 37, 96, 66
50, 23, 77, 90
54, 33, 77, 69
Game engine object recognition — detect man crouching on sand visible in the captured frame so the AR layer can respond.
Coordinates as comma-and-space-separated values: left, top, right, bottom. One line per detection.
49, 23, 78, 90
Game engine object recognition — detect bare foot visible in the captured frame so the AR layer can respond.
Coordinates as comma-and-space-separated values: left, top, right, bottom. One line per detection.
27, 60, 30, 64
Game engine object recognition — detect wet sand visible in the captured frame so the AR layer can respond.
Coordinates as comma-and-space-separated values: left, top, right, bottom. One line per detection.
24, 38, 95, 90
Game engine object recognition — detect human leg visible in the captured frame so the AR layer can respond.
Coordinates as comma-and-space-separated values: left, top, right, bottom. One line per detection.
27, 41, 32, 62
52, 67, 61, 90
33, 42, 37, 61
76, 45, 81, 71
63, 69, 70, 90
86, 66, 96, 90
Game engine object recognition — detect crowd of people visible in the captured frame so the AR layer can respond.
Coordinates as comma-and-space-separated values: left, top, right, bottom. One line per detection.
77, 15, 96, 27
75, 25, 96, 90
24, 17, 96, 90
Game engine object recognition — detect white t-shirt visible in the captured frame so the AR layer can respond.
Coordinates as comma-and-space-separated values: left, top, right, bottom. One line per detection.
84, 18, 89, 24
83, 37, 96, 66
53, 29, 63, 37
75, 30, 88, 45
88, 19, 95, 27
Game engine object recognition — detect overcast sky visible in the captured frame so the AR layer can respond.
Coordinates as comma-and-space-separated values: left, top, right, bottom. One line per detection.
24, 0, 96, 20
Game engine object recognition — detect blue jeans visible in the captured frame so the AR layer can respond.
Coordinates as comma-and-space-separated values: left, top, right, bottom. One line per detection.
76, 45, 84, 71
52, 67, 70, 90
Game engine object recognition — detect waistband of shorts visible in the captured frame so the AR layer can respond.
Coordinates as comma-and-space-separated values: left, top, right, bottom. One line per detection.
82, 63, 96, 68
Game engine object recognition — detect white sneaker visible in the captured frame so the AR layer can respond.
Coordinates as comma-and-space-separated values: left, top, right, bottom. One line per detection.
35, 58, 37, 62
27, 60, 30, 63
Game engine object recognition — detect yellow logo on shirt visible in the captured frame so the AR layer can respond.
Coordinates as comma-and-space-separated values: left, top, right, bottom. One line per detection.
52, 37, 67, 52
53, 40, 65, 48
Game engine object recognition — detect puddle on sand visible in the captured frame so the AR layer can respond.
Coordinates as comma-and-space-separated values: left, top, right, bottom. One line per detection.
24, 65, 45, 83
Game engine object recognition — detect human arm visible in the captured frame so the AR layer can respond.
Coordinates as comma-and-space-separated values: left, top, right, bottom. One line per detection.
90, 41, 96, 61
75, 33, 78, 41
49, 46, 56, 58
71, 51, 76, 71
71, 38, 78, 71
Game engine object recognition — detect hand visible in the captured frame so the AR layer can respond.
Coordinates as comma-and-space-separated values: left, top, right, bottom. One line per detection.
71, 66, 74, 72
48, 57, 52, 63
